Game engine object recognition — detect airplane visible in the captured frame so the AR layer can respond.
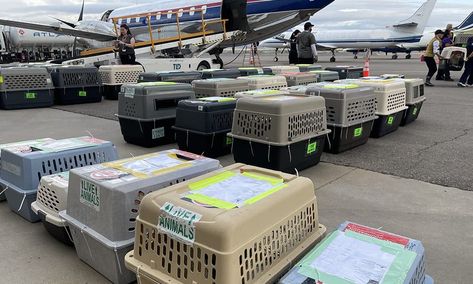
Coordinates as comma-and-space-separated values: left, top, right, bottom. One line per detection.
260, 0, 436, 62
0, 0, 336, 66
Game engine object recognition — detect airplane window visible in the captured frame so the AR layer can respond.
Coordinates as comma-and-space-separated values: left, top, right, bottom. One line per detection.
178, 9, 183, 18
136, 17, 140, 23
167, 11, 172, 19
117, 19, 122, 25
190, 7, 195, 16
202, 5, 207, 14
156, 12, 161, 20
127, 18, 131, 24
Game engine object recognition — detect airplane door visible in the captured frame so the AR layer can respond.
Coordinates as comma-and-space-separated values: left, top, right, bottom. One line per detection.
221, 0, 250, 32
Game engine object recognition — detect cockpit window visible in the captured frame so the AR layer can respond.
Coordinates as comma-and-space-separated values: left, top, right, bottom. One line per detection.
101, 10, 114, 22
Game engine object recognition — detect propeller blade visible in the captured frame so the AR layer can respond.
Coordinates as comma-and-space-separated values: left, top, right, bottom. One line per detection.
78, 0, 85, 22
51, 17, 76, 28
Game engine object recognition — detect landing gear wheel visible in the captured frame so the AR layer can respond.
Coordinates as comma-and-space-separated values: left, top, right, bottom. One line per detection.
197, 61, 211, 71
392, 54, 398, 60
330, 57, 336, 62
406, 54, 412, 59
274, 57, 279, 62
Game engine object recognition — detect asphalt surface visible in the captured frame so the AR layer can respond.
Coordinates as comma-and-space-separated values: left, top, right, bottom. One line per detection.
54, 50, 473, 190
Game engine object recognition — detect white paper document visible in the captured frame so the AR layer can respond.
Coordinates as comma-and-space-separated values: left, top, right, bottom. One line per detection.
194, 174, 279, 207
310, 233, 396, 284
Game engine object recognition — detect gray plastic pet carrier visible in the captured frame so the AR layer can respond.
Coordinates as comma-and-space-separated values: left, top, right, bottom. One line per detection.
0, 67, 54, 109
60, 149, 220, 284
192, 78, 250, 98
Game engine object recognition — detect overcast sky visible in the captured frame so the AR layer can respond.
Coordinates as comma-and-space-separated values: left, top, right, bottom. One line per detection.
0, 0, 472, 30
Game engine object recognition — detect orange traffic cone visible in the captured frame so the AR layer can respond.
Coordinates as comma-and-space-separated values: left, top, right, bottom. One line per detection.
363, 58, 370, 77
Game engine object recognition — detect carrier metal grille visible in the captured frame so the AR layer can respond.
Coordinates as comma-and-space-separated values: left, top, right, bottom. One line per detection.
288, 110, 326, 140
37, 184, 60, 213
236, 112, 272, 138
2, 74, 50, 90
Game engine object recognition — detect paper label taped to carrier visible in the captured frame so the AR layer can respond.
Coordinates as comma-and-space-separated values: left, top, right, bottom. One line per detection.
33, 137, 100, 153
152, 127, 165, 139
25, 92, 36, 99
297, 230, 417, 284
0, 138, 55, 156
100, 151, 192, 180
80, 179, 100, 211
185, 171, 286, 209
158, 202, 202, 245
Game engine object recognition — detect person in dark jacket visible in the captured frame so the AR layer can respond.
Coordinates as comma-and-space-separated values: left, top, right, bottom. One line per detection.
458, 37, 473, 87
289, 30, 301, 64
424, 30, 444, 86
114, 24, 136, 65
436, 31, 454, 81
296, 22, 318, 64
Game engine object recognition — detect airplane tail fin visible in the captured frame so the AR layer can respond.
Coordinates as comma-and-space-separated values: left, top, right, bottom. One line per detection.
392, 0, 437, 34
454, 12, 473, 31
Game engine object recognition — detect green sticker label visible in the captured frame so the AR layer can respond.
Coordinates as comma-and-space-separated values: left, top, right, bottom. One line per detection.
80, 179, 100, 211
78, 91, 87, 97
152, 127, 165, 139
323, 83, 359, 89
25, 93, 36, 99
387, 116, 394, 125
199, 97, 236, 103
412, 107, 418, 115
138, 82, 177, 86
226, 137, 233, 145
0, 75, 3, 84
158, 202, 202, 244
307, 142, 317, 154
354, 127, 363, 137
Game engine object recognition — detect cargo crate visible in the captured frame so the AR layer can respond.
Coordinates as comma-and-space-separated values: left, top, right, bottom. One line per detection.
237, 67, 273, 76
381, 74, 405, 79
401, 98, 426, 126
99, 65, 144, 100
296, 64, 322, 72
234, 89, 289, 99
117, 82, 195, 147
138, 71, 202, 84
279, 221, 434, 284
48, 66, 102, 105
229, 95, 330, 173
281, 72, 318, 87
173, 97, 237, 157
0, 137, 117, 222
124, 163, 327, 284
0, 67, 54, 109
305, 82, 377, 153
0, 138, 55, 201
263, 65, 300, 75
309, 70, 340, 82
31, 172, 73, 245
192, 78, 249, 98
60, 150, 220, 284
236, 75, 287, 90
200, 69, 242, 79
325, 66, 363, 79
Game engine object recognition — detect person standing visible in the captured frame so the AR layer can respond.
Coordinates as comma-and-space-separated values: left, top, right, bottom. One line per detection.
436, 31, 454, 81
458, 36, 473, 87
424, 30, 444, 87
289, 30, 301, 64
114, 24, 136, 65
296, 22, 318, 64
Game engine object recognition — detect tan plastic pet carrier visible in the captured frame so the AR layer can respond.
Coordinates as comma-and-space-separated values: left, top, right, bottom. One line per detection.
236, 75, 288, 90
99, 65, 144, 100
125, 163, 326, 284
234, 89, 290, 99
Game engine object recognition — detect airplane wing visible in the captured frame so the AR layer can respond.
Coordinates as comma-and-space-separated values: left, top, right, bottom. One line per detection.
274, 36, 292, 43
0, 19, 116, 41
316, 43, 337, 50
393, 22, 418, 28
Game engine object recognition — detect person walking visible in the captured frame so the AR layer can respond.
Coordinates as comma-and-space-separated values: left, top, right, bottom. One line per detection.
458, 36, 473, 87
114, 24, 136, 65
436, 31, 454, 81
424, 30, 444, 87
289, 30, 301, 64
296, 22, 318, 64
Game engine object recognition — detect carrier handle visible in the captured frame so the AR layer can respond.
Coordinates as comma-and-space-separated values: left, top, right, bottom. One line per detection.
239, 167, 286, 182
